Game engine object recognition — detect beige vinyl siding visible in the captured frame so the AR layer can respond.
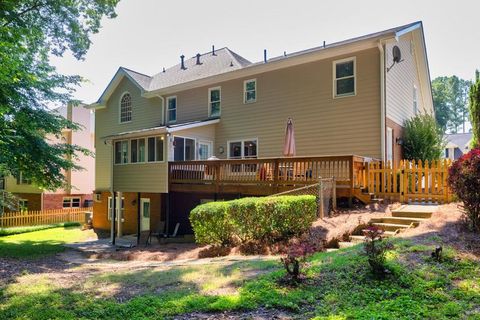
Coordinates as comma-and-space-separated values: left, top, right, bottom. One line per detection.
386, 33, 424, 126
95, 77, 164, 191
173, 87, 210, 123
213, 48, 381, 159
114, 162, 167, 192
4, 176, 43, 194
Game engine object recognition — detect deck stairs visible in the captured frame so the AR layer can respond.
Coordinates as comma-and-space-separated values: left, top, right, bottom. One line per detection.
353, 188, 383, 205
337, 205, 436, 249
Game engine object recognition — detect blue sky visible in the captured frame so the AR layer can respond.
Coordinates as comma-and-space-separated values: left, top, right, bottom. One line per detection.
51, 0, 480, 104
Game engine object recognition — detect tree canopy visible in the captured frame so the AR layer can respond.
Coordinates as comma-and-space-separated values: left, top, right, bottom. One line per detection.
0, 1, 119, 190
469, 70, 480, 147
432, 75, 472, 134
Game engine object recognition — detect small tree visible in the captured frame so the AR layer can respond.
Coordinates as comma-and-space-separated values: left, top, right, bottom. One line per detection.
403, 114, 445, 162
363, 226, 394, 276
448, 147, 480, 232
469, 70, 480, 148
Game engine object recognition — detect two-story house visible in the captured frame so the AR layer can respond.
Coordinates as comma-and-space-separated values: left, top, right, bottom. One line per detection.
0, 103, 95, 212
89, 21, 433, 241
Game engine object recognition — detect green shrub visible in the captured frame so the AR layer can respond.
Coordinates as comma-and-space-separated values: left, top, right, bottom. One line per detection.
190, 201, 234, 245
403, 114, 445, 162
190, 195, 317, 245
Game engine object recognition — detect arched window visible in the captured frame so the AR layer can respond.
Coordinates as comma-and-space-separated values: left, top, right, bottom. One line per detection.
120, 93, 132, 123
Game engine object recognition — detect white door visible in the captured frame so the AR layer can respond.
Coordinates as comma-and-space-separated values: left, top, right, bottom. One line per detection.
140, 198, 150, 231
198, 141, 213, 160
386, 127, 393, 163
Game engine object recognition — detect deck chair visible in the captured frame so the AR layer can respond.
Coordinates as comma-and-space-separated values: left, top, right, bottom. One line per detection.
146, 221, 165, 246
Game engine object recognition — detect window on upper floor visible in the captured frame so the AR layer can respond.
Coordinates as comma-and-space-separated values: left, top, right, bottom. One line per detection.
209, 87, 221, 117
167, 96, 177, 123
333, 57, 356, 98
16, 172, 31, 185
114, 140, 129, 164
413, 85, 418, 115
120, 93, 132, 123
244, 79, 257, 103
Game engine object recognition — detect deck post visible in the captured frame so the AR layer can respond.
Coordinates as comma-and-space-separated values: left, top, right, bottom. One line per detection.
318, 177, 324, 218
136, 192, 141, 245
332, 176, 337, 210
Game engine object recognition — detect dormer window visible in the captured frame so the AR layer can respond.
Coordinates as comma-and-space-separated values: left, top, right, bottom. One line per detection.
120, 93, 132, 123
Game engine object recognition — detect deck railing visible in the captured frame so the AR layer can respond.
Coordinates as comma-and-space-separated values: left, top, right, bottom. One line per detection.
169, 155, 367, 196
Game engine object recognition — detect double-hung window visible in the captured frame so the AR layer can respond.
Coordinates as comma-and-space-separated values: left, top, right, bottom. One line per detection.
167, 96, 177, 123
228, 139, 258, 172
131, 138, 146, 163
63, 197, 81, 208
114, 140, 129, 164
173, 136, 196, 161
108, 196, 124, 221
120, 93, 132, 123
333, 58, 355, 97
244, 79, 256, 103
208, 87, 221, 117
147, 136, 164, 162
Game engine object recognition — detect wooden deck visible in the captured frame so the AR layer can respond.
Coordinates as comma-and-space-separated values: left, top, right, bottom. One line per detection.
169, 155, 368, 197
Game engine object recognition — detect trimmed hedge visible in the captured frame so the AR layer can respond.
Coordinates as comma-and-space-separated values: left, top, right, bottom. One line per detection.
190, 195, 316, 245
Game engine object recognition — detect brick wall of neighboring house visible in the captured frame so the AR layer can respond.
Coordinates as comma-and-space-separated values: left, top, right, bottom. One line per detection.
42, 193, 94, 210
11, 193, 42, 211
92, 191, 165, 235
386, 117, 404, 165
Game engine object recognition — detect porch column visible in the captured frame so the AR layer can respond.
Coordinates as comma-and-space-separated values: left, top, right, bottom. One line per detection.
117, 191, 123, 237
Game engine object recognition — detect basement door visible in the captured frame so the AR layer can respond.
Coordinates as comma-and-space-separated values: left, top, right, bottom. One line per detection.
140, 198, 150, 231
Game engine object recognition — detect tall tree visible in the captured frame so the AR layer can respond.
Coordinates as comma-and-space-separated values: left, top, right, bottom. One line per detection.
469, 70, 480, 147
432, 76, 472, 133
0, 1, 119, 190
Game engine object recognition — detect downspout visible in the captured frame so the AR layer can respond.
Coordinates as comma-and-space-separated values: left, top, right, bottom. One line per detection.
378, 40, 386, 161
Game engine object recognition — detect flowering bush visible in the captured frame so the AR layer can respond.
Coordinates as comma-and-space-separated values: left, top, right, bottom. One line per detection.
448, 147, 480, 232
363, 226, 393, 275
280, 241, 316, 282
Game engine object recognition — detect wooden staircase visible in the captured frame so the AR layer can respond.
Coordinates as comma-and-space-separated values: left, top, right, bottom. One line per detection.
337, 205, 435, 249
353, 188, 383, 205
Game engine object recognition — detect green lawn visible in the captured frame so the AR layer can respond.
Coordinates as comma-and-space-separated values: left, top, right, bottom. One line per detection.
0, 225, 96, 258
0, 237, 479, 319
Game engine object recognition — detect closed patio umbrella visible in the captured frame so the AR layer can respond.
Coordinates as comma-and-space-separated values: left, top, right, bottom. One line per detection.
283, 118, 296, 157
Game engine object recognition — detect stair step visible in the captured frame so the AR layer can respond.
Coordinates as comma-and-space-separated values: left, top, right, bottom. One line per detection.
349, 235, 365, 243
371, 222, 411, 232
391, 211, 433, 219
338, 241, 357, 249
370, 216, 427, 225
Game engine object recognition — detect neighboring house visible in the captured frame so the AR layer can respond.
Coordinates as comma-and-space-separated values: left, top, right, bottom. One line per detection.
0, 103, 95, 211
443, 133, 473, 160
89, 21, 433, 239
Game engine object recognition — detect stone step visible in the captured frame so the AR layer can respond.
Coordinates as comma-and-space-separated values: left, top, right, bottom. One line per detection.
370, 216, 427, 225
371, 222, 411, 232
338, 241, 357, 249
391, 210, 433, 219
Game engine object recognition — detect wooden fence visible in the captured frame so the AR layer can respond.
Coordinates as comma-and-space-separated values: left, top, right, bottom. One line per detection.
0, 207, 92, 228
358, 159, 452, 204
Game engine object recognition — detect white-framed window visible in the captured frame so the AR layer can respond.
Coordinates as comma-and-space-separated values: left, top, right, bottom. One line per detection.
107, 196, 124, 221
19, 199, 28, 212
198, 140, 213, 160
208, 87, 221, 117
333, 57, 356, 98
16, 172, 31, 185
167, 96, 177, 123
244, 79, 257, 103
413, 85, 418, 115
173, 136, 196, 161
131, 138, 146, 163
147, 136, 165, 162
120, 92, 132, 123
228, 139, 258, 172
63, 197, 81, 208
114, 140, 129, 164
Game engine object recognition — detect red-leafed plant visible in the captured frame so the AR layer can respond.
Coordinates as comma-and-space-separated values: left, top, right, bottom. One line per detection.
280, 241, 316, 282
448, 147, 480, 232
363, 226, 393, 275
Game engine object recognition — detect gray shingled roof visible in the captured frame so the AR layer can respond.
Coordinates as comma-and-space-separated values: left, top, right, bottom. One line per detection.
122, 68, 152, 90
147, 48, 251, 90
445, 133, 473, 148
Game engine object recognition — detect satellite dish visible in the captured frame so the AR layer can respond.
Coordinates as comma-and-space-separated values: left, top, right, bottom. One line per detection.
392, 46, 402, 63
387, 45, 404, 72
